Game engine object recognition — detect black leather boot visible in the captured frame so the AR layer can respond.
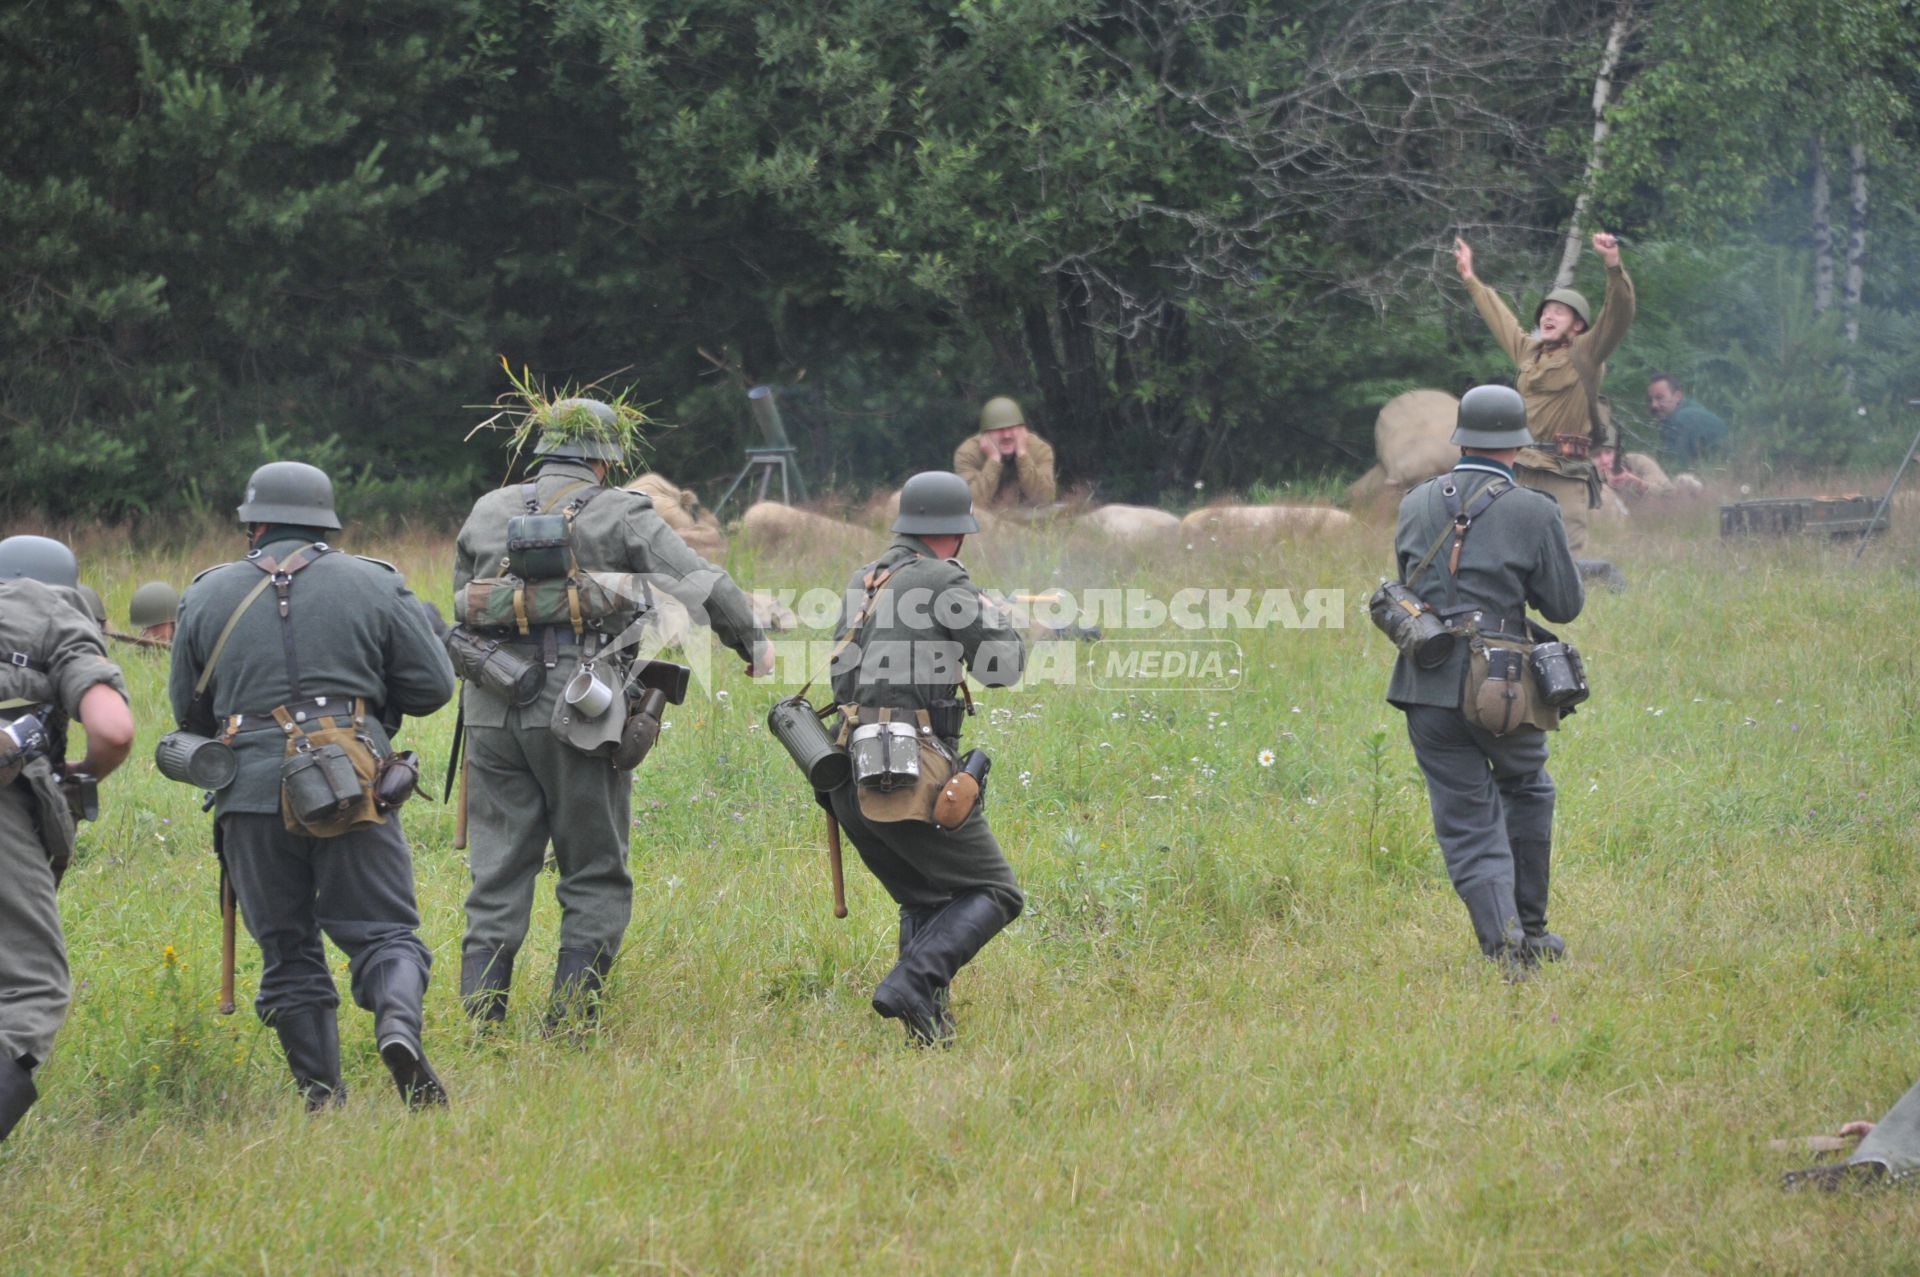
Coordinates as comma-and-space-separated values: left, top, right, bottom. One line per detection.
460, 946, 514, 1024
1511, 839, 1566, 962
873, 892, 1016, 1046
0, 1055, 38, 1144
365, 960, 448, 1109
897, 906, 952, 1044
271, 1005, 345, 1111
1461, 880, 1529, 976
544, 946, 614, 1037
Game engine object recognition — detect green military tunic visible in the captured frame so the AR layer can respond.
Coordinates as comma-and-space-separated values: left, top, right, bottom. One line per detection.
169, 530, 457, 815
0, 579, 129, 1070
168, 530, 456, 1018
825, 534, 1026, 914
1465, 265, 1635, 553
451, 459, 765, 963
1387, 457, 1585, 957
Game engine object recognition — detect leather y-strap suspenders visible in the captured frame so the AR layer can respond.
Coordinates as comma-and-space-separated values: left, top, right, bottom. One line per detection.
186, 543, 334, 739
1403, 475, 1511, 612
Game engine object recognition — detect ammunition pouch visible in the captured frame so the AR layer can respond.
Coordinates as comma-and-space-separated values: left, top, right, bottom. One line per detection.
274, 699, 386, 838
1367, 580, 1456, 669
926, 698, 967, 743
444, 626, 543, 706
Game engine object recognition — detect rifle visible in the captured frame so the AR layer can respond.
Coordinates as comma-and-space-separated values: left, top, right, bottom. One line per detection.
825, 811, 847, 919
104, 629, 170, 650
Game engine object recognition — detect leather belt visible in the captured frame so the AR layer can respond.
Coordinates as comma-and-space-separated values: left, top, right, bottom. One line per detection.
500, 627, 591, 647
226, 696, 361, 734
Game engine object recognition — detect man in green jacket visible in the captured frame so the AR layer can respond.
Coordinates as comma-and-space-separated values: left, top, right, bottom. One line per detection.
170, 463, 456, 1110
1648, 373, 1729, 466
1454, 233, 1634, 561
825, 471, 1027, 1045
0, 535, 135, 1143
452, 399, 768, 1031
1387, 388, 1585, 968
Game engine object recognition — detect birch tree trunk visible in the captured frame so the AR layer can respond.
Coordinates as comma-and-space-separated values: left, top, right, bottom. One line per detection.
1810, 134, 1834, 313
1553, 0, 1634, 289
1844, 139, 1867, 344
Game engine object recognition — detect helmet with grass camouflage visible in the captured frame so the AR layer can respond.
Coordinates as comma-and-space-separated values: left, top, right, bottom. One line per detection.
893, 471, 980, 536
237, 461, 341, 530
978, 396, 1026, 434
130, 581, 180, 629
0, 535, 79, 588
1534, 287, 1592, 330
1450, 385, 1533, 449
535, 398, 626, 462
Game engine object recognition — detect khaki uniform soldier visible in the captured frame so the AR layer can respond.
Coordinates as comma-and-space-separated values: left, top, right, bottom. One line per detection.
1453, 234, 1635, 562
1385, 388, 1584, 967
452, 399, 767, 1029
825, 471, 1026, 1044
170, 463, 456, 1109
953, 396, 1058, 511
0, 536, 135, 1143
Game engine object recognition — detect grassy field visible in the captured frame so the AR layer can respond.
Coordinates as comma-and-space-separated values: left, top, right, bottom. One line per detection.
6, 493, 1920, 1274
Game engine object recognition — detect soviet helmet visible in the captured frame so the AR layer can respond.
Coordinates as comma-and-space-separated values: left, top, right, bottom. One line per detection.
978, 396, 1026, 434
1450, 385, 1534, 449
534, 397, 626, 462
0, 535, 80, 588
237, 461, 341, 530
893, 471, 980, 536
129, 580, 181, 629
1534, 287, 1592, 330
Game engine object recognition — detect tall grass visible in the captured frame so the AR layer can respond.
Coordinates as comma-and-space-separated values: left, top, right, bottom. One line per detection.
4, 503, 1920, 1273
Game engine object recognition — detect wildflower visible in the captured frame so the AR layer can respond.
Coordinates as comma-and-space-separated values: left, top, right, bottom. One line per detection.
1290, 706, 1301, 714
1193, 480, 1205, 491
1258, 749, 1276, 768
162, 944, 177, 964
1019, 770, 1033, 787
716, 690, 731, 704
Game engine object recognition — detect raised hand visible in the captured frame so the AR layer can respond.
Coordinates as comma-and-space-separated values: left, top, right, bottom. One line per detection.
1592, 231, 1621, 268
1453, 236, 1475, 281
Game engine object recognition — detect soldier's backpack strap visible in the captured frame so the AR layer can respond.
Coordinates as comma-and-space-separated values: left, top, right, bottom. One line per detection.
1402, 476, 1509, 611
240, 542, 336, 702
794, 550, 921, 704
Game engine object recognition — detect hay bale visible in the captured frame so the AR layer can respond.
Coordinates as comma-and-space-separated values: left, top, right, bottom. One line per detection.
1075, 504, 1181, 544
1375, 389, 1460, 487
624, 472, 727, 560
739, 501, 868, 553
1178, 504, 1355, 542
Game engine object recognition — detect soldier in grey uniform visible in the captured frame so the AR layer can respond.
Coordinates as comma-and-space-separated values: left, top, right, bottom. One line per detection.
169, 463, 456, 1109
826, 471, 1026, 1044
452, 399, 768, 1029
0, 535, 135, 1143
1386, 387, 1585, 966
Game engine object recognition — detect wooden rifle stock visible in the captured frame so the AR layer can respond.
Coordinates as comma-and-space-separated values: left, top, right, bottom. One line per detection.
453, 756, 469, 851
826, 811, 847, 919
218, 865, 237, 1015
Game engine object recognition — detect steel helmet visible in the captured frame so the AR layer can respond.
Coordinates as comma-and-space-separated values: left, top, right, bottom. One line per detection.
237, 461, 341, 530
1450, 385, 1534, 449
1534, 287, 1592, 330
978, 396, 1026, 434
0, 535, 79, 588
534, 398, 626, 462
129, 580, 181, 629
893, 471, 980, 536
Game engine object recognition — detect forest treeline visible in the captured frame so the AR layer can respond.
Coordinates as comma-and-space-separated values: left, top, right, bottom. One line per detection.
4, 0, 1917, 518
